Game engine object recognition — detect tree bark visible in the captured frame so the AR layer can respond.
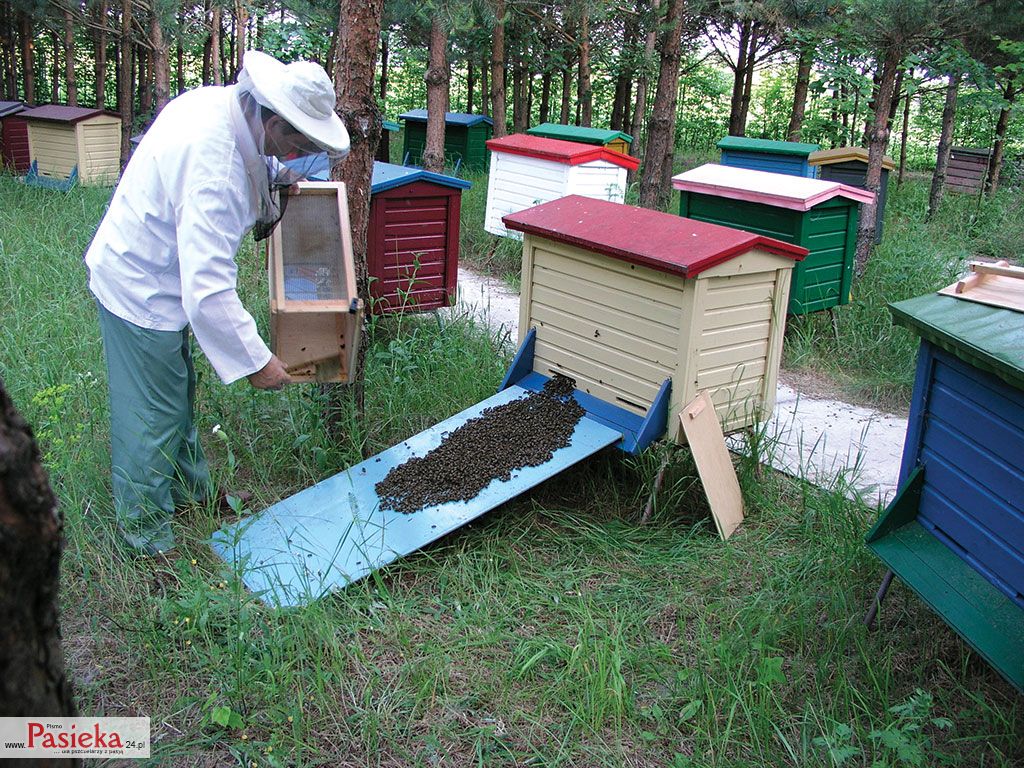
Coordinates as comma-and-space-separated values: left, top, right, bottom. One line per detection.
926, 72, 961, 220
0, 376, 79, 750
1, 2, 17, 100
332, 0, 384, 420
234, 0, 247, 81
118, 0, 133, 166
63, 9, 77, 105
638, 0, 685, 210
559, 56, 571, 124
51, 32, 60, 103
94, 0, 108, 108
986, 80, 1015, 196
480, 52, 489, 116
786, 42, 812, 142
176, 11, 185, 95
854, 46, 902, 274
897, 69, 912, 186
511, 56, 523, 131
210, 5, 222, 85
490, 0, 507, 137
577, 7, 592, 127
423, 14, 449, 173
378, 31, 388, 101
630, 0, 659, 161
466, 57, 474, 113
727, 19, 751, 135
539, 69, 551, 122
18, 11, 33, 105
151, 9, 170, 114
610, 72, 629, 131
138, 43, 152, 120
738, 29, 757, 134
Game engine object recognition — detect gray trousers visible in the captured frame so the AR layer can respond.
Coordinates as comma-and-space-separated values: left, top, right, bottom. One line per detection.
97, 302, 212, 554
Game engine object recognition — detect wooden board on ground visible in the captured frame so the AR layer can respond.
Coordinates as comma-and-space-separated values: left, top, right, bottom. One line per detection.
679, 392, 744, 540
938, 260, 1024, 313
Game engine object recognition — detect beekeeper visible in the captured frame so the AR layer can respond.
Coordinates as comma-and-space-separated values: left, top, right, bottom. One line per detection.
84, 51, 349, 555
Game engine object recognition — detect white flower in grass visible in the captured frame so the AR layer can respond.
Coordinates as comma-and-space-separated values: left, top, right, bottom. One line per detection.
212, 424, 222, 435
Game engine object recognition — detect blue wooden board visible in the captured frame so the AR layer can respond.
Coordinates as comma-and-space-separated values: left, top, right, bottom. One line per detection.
210, 385, 623, 607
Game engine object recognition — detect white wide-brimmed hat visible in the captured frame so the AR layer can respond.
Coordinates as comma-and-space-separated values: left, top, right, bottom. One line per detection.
240, 50, 349, 154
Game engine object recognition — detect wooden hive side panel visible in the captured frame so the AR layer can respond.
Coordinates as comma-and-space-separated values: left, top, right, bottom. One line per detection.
565, 162, 628, 203
28, 123, 79, 178
78, 119, 121, 185
1, 117, 30, 172
688, 250, 792, 436
523, 237, 685, 417
484, 153, 570, 237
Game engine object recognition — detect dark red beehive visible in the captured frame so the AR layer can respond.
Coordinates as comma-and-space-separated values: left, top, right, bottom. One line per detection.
367, 162, 472, 315
0, 101, 29, 173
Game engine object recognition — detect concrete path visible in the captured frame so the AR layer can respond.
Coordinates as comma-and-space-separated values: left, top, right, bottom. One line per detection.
448, 267, 907, 506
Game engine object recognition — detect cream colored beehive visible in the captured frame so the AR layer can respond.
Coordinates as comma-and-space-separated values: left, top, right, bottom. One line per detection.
23, 105, 121, 185
268, 181, 364, 383
502, 195, 808, 440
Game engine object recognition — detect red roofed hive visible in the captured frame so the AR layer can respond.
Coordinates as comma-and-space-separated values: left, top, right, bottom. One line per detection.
503, 195, 806, 440
0, 101, 30, 173
484, 133, 639, 239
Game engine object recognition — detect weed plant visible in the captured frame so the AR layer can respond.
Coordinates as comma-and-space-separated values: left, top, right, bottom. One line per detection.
1, 175, 1021, 766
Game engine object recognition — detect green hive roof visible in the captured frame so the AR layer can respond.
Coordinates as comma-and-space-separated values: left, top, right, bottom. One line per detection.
717, 135, 820, 157
526, 123, 632, 146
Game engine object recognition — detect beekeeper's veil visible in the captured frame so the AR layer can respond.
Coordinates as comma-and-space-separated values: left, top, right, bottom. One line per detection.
235, 50, 350, 240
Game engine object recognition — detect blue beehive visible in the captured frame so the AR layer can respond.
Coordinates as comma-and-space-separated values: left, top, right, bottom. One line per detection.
717, 136, 820, 178
866, 286, 1024, 691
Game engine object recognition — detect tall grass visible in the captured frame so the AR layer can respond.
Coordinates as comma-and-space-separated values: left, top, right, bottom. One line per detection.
2, 174, 1022, 767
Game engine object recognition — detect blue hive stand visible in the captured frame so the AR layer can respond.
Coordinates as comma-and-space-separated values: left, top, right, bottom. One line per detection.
211, 328, 670, 608
24, 160, 78, 191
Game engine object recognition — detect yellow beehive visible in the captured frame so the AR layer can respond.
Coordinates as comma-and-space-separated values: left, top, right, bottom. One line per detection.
502, 195, 808, 440
268, 181, 364, 383
23, 105, 121, 185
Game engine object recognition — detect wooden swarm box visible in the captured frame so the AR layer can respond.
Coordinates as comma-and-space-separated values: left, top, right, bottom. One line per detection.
526, 122, 633, 156
22, 105, 121, 185
484, 133, 639, 239
947, 147, 992, 194
502, 195, 806, 440
867, 289, 1024, 691
398, 109, 493, 171
673, 164, 874, 315
268, 181, 364, 382
0, 100, 29, 173
809, 147, 895, 244
717, 135, 820, 178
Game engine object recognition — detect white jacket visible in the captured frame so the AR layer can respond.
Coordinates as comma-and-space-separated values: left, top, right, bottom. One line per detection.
86, 85, 272, 384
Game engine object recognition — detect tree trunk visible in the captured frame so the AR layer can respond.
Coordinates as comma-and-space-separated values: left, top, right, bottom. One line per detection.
638, 0, 685, 210
897, 69, 912, 186
786, 42, 812, 142
378, 31, 388, 102
151, 10, 170, 114
610, 72, 628, 131
559, 58, 571, 123
986, 80, 1015, 196
235, 0, 247, 80
738, 29, 757, 135
466, 57, 474, 112
18, 12, 33, 105
854, 46, 901, 274
926, 72, 961, 220
423, 15, 448, 173
176, 11, 185, 95
727, 19, 751, 135
511, 57, 523, 131
1, 2, 17, 100
630, 0, 659, 162
490, 0, 507, 137
63, 9, 77, 105
539, 69, 551, 122
93, 0, 108, 108
51, 32, 60, 103
0, 377, 79, 747
118, 0, 133, 166
138, 43, 152, 120
332, 0, 384, 422
480, 52, 489, 116
210, 5, 222, 85
577, 9, 592, 127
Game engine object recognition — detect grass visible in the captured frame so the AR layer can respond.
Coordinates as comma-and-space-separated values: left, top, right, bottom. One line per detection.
2, 173, 1023, 766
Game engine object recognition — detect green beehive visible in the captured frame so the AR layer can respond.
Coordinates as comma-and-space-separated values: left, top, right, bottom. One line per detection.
672, 164, 874, 315
526, 123, 633, 155
398, 109, 493, 171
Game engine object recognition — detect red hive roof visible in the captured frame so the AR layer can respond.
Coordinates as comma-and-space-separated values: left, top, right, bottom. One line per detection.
486, 133, 640, 171
502, 195, 807, 278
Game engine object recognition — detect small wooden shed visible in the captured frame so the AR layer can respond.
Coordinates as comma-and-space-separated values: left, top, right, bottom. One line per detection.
717, 136, 820, 178
673, 164, 874, 315
0, 100, 29, 173
368, 162, 471, 315
809, 147, 896, 244
502, 195, 806, 439
22, 105, 121, 185
946, 147, 992, 194
526, 122, 633, 155
484, 133, 639, 238
399, 109, 493, 171
867, 288, 1024, 691
268, 181, 364, 382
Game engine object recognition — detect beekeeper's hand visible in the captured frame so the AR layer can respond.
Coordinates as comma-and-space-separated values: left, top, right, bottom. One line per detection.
248, 355, 292, 390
